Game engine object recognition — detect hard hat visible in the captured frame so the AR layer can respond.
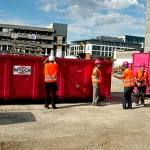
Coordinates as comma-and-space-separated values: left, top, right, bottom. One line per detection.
94, 59, 101, 65
48, 56, 55, 61
140, 63, 145, 67
122, 61, 129, 66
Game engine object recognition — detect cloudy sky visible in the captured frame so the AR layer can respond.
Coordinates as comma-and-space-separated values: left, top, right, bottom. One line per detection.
0, 0, 147, 43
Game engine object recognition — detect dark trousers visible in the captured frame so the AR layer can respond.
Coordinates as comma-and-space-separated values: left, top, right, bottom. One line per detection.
136, 86, 146, 104
44, 82, 57, 107
123, 86, 134, 109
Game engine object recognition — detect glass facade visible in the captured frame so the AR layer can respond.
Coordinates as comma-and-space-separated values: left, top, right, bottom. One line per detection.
69, 36, 144, 58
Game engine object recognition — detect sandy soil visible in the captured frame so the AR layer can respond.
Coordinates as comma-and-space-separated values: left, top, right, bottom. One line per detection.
0, 76, 150, 150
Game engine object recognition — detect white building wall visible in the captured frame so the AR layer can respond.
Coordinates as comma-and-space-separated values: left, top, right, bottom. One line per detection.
114, 59, 132, 68
113, 51, 140, 68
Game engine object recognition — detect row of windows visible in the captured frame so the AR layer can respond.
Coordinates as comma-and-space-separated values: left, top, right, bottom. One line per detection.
0, 37, 53, 44
92, 51, 112, 57
0, 28, 53, 36
72, 41, 142, 48
70, 45, 130, 52
92, 45, 115, 51
69, 50, 112, 57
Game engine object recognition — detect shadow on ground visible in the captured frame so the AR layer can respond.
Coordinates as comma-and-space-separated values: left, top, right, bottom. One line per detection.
0, 112, 36, 125
1, 92, 149, 108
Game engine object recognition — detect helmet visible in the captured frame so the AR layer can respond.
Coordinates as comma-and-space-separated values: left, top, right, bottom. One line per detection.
48, 56, 55, 61
94, 59, 101, 65
122, 61, 129, 66
140, 63, 145, 67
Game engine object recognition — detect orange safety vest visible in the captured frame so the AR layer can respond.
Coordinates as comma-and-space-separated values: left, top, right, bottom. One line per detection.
122, 68, 135, 87
135, 70, 147, 86
91, 67, 102, 83
44, 62, 58, 82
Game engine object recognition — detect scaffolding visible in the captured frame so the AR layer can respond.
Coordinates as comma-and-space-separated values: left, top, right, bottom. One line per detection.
10, 40, 43, 56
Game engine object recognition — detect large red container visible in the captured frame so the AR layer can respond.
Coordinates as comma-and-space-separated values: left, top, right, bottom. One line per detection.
132, 53, 150, 94
0, 55, 112, 100
57, 58, 112, 99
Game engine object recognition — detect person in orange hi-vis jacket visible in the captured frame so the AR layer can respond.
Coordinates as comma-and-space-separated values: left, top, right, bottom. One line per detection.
91, 59, 102, 106
134, 63, 149, 107
113, 61, 135, 109
43, 55, 58, 109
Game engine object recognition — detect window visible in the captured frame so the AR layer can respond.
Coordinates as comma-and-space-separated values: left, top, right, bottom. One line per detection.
106, 47, 108, 51
102, 46, 104, 51
8, 28, 14, 33
92, 51, 100, 56
101, 52, 104, 56
2, 28, 8, 33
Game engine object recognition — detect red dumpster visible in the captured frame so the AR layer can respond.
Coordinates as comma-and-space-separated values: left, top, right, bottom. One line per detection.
132, 52, 150, 94
0, 55, 112, 100
57, 58, 112, 99
0, 54, 45, 100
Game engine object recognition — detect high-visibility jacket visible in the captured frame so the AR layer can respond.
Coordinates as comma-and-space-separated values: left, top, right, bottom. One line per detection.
135, 70, 147, 86
44, 62, 58, 82
91, 67, 102, 83
122, 68, 135, 87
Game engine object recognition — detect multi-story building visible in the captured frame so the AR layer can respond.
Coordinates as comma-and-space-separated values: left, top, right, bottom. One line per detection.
0, 23, 67, 56
68, 35, 144, 59
145, 0, 150, 52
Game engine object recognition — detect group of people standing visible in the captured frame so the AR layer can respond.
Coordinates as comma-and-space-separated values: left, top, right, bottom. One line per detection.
113, 61, 148, 109
43, 55, 148, 110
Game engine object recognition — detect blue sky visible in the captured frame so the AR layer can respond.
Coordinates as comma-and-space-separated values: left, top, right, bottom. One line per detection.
0, 0, 147, 43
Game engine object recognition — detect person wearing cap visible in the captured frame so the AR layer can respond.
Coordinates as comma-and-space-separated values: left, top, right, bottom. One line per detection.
134, 63, 148, 106
43, 55, 58, 109
113, 61, 135, 109
91, 59, 102, 106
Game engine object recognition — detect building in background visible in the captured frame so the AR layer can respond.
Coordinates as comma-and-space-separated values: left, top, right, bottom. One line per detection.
145, 0, 150, 52
46, 23, 67, 57
68, 35, 144, 59
113, 50, 140, 68
0, 23, 67, 57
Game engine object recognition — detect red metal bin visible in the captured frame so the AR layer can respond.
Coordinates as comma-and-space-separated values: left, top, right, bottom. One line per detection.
0, 55, 45, 100
0, 55, 112, 100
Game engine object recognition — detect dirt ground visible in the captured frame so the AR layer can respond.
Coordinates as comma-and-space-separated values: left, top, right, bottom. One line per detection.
0, 76, 150, 150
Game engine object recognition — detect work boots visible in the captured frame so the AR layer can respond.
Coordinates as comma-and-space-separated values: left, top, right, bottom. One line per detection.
52, 105, 57, 109
141, 100, 146, 107
92, 102, 100, 106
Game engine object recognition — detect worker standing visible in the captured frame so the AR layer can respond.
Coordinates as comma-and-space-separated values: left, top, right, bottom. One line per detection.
43, 55, 58, 109
91, 59, 102, 106
134, 63, 148, 106
113, 61, 135, 109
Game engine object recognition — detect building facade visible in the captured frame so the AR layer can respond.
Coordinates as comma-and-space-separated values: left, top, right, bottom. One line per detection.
68, 35, 144, 59
145, 0, 150, 52
0, 23, 67, 56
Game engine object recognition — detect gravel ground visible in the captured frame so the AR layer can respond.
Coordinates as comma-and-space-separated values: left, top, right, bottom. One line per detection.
0, 76, 150, 150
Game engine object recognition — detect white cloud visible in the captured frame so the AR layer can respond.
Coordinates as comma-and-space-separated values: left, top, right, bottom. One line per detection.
106, 0, 145, 9
0, 18, 40, 27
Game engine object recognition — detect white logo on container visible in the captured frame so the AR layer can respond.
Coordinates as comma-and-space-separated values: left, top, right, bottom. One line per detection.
13, 66, 31, 75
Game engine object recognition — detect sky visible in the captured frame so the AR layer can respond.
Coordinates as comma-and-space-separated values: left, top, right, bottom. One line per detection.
0, 0, 147, 44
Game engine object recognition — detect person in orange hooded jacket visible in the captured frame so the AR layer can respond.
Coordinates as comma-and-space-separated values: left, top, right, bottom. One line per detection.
113, 61, 135, 109
43, 55, 58, 109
